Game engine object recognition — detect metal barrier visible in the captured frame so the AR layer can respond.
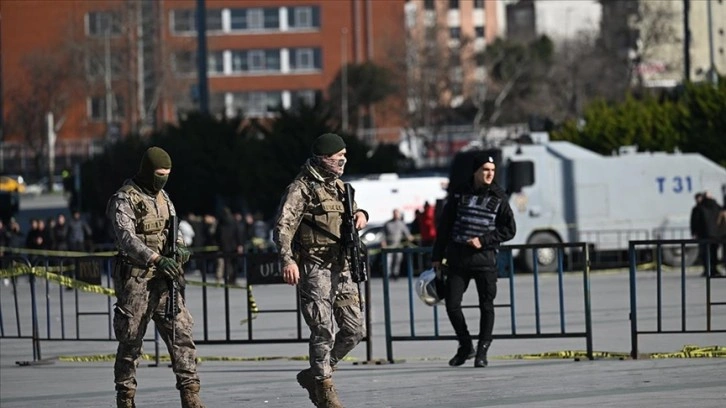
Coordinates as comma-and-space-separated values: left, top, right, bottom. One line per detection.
0, 250, 373, 364
381, 243, 593, 363
628, 238, 726, 359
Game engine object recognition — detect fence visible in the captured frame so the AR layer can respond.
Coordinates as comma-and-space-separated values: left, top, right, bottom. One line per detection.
0, 249, 373, 365
380, 243, 593, 363
628, 238, 726, 359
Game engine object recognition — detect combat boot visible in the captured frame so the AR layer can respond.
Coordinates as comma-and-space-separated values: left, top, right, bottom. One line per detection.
474, 340, 492, 368
448, 340, 475, 366
315, 378, 344, 408
297, 368, 319, 407
116, 389, 136, 408
180, 383, 205, 408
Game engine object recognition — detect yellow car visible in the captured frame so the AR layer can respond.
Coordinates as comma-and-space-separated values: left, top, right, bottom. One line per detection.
0, 175, 26, 193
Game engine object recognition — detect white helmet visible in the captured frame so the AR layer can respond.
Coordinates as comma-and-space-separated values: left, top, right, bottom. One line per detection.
416, 268, 445, 306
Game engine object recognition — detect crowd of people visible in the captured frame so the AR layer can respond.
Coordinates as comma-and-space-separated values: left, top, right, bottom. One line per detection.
0, 211, 93, 254
178, 209, 272, 284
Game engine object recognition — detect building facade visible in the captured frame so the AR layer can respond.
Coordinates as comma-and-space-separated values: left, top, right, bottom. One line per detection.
1, 0, 406, 152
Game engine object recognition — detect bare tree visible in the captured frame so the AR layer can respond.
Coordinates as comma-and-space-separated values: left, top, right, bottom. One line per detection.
5, 50, 77, 178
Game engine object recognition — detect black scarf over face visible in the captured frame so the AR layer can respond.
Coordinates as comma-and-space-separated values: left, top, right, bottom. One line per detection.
133, 147, 172, 195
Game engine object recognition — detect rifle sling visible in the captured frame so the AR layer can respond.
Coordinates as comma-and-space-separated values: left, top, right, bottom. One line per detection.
301, 218, 342, 244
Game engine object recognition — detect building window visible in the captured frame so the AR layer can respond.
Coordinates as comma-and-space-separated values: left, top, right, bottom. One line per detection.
87, 11, 122, 37
248, 8, 264, 29
264, 8, 279, 28
290, 48, 321, 71
475, 26, 485, 38
449, 0, 459, 9
290, 89, 320, 108
449, 27, 461, 40
173, 10, 195, 32
231, 49, 281, 73
171, 9, 222, 33
207, 10, 223, 31
230, 9, 247, 29
249, 50, 265, 71
230, 7, 279, 30
173, 51, 224, 75
173, 51, 195, 74
88, 95, 124, 121
424, 0, 435, 10
86, 54, 123, 79
207, 51, 224, 74
474, 0, 485, 9
289, 6, 320, 29
232, 91, 283, 117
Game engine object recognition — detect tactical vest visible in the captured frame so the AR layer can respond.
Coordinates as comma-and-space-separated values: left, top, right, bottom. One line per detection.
297, 178, 345, 247
451, 193, 501, 245
118, 184, 170, 254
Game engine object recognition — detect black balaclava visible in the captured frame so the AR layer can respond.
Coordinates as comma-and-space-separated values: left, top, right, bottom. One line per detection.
134, 147, 172, 195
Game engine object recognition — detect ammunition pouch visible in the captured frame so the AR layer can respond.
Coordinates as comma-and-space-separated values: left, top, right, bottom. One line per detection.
115, 255, 154, 280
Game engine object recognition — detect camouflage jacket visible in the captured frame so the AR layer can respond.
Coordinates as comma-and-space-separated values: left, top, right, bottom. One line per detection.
106, 179, 181, 266
273, 166, 364, 267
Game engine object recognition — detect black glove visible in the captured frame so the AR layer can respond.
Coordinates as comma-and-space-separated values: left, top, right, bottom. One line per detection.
175, 246, 191, 265
155, 256, 182, 281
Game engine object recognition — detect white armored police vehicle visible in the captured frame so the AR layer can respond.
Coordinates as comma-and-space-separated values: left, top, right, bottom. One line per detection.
450, 133, 726, 272
345, 173, 448, 226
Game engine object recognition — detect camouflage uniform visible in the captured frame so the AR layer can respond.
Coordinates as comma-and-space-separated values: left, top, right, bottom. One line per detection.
274, 165, 366, 380
107, 179, 201, 394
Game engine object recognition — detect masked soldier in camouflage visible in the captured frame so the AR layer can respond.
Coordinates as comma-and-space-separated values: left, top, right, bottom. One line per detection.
273, 133, 368, 408
107, 147, 204, 408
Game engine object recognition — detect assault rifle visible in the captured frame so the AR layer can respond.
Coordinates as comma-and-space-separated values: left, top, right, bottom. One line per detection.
164, 215, 180, 344
342, 183, 368, 283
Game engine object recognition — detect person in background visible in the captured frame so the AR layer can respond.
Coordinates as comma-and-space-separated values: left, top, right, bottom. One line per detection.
419, 201, 437, 247
67, 210, 91, 252
215, 207, 244, 285
382, 209, 413, 280
692, 191, 724, 277
53, 213, 69, 251
432, 153, 516, 368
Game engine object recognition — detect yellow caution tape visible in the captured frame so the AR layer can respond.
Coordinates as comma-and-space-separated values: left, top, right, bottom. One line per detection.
0, 246, 116, 257
239, 284, 259, 325
57, 353, 357, 363
0, 264, 260, 308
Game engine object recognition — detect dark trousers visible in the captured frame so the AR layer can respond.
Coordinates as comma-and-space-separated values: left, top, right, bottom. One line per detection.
700, 243, 719, 274
444, 267, 498, 343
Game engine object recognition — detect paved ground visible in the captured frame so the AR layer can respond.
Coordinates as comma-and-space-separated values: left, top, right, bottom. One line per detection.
1, 267, 725, 407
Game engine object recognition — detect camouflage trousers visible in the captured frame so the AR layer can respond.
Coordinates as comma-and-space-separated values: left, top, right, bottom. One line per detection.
299, 258, 365, 380
112, 266, 200, 393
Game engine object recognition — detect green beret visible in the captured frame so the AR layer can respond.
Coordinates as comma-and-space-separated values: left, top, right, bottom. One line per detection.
311, 133, 346, 156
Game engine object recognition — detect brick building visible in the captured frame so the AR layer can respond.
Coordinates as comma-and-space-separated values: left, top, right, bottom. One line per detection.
1, 0, 406, 151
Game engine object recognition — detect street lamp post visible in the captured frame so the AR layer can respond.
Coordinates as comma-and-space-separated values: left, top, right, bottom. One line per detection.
706, 0, 718, 86
341, 27, 349, 132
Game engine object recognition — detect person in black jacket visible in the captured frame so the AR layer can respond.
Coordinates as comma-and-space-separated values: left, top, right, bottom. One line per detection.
692, 191, 724, 277
432, 152, 516, 368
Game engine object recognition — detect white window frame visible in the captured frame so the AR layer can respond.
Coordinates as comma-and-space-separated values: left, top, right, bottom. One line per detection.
171, 9, 195, 34
249, 50, 265, 71
248, 8, 263, 30
294, 7, 312, 28
295, 48, 314, 70
87, 11, 121, 37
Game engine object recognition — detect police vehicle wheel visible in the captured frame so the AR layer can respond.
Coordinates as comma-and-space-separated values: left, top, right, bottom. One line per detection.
661, 245, 699, 267
523, 232, 561, 273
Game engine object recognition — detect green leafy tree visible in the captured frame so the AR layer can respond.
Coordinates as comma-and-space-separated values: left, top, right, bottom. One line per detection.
327, 61, 398, 131
553, 78, 726, 167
